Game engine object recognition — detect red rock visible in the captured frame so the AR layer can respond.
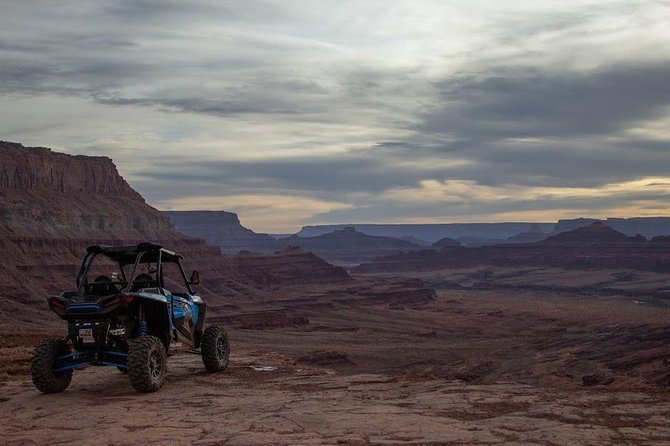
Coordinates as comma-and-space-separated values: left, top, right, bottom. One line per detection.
0, 142, 351, 321
355, 222, 670, 273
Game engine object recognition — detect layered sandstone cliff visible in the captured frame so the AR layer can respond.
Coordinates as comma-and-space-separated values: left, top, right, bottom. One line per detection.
165, 210, 278, 254
0, 142, 348, 323
0, 141, 175, 239
231, 247, 350, 286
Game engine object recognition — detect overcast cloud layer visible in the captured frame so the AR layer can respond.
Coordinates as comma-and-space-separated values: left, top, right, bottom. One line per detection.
2, 0, 670, 232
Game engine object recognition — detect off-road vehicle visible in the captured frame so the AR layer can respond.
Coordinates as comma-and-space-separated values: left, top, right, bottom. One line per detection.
31, 242, 229, 393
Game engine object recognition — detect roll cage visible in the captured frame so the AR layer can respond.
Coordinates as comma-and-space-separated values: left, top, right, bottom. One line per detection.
75, 242, 195, 299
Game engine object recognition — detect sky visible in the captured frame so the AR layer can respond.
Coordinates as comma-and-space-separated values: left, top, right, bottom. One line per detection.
2, 0, 670, 233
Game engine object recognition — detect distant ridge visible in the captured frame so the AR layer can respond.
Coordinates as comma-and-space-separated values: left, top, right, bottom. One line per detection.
299, 217, 670, 244
555, 217, 670, 238
278, 226, 421, 265
165, 210, 278, 254
432, 237, 461, 248
297, 222, 555, 244
542, 222, 647, 244
355, 221, 670, 273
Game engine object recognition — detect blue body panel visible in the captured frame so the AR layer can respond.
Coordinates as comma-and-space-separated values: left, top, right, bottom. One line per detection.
165, 292, 199, 327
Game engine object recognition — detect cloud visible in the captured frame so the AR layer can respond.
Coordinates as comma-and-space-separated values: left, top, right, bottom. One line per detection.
311, 176, 670, 224
422, 62, 670, 140
2, 0, 670, 231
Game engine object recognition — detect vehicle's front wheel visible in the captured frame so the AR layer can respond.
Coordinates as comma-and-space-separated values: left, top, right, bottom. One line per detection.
31, 339, 73, 393
201, 325, 229, 373
128, 335, 167, 392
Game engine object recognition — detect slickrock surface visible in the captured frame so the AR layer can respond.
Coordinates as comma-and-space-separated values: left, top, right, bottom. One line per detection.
1, 352, 669, 445
2, 279, 669, 444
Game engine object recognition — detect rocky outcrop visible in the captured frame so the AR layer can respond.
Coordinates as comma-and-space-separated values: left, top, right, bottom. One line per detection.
277, 226, 421, 265
0, 141, 143, 197
542, 222, 647, 244
0, 142, 173, 239
0, 142, 350, 320
164, 210, 279, 254
230, 247, 350, 286
431, 237, 461, 248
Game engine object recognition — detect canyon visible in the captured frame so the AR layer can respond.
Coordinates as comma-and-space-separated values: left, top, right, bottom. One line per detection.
355, 223, 670, 275
1, 141, 669, 445
0, 142, 385, 333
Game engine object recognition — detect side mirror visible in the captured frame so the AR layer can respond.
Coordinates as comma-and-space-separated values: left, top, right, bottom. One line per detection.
189, 270, 200, 285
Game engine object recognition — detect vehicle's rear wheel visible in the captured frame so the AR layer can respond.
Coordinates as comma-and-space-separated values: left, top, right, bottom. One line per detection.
201, 325, 229, 373
31, 339, 73, 393
128, 335, 167, 392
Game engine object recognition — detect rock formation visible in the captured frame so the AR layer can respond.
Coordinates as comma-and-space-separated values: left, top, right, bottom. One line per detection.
542, 222, 646, 244
230, 247, 350, 286
431, 237, 461, 248
0, 142, 350, 325
277, 226, 421, 265
355, 222, 670, 273
165, 210, 279, 254
555, 217, 670, 238
167, 218, 426, 265
297, 222, 556, 243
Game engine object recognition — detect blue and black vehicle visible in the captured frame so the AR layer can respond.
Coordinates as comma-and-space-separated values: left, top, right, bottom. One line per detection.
31, 242, 229, 393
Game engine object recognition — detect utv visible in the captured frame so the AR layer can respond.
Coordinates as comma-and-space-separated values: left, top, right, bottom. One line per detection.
31, 242, 229, 393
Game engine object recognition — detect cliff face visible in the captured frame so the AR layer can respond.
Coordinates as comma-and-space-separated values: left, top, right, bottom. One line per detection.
231, 247, 350, 286
164, 210, 278, 254
0, 142, 173, 239
0, 142, 142, 196
0, 142, 257, 315
0, 142, 349, 323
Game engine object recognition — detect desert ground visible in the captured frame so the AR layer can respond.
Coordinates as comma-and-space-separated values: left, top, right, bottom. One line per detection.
2, 274, 670, 445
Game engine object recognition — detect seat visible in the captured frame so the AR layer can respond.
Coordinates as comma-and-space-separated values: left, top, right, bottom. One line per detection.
131, 273, 155, 292
85, 275, 119, 300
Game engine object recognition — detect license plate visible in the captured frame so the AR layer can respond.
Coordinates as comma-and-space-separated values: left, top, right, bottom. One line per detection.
79, 328, 94, 343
